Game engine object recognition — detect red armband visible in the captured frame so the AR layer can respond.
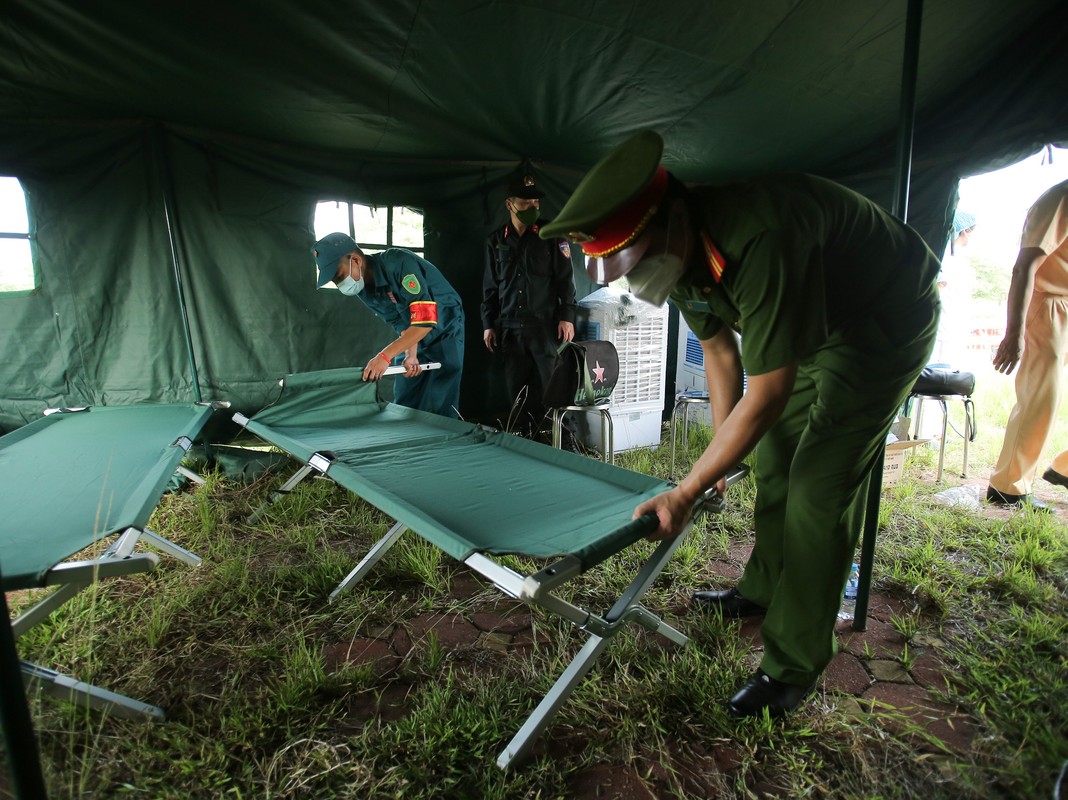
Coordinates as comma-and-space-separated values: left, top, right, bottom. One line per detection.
409, 301, 438, 325
376, 352, 391, 364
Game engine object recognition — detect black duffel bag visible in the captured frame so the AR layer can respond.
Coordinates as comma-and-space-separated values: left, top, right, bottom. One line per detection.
911, 365, 975, 396
543, 340, 619, 407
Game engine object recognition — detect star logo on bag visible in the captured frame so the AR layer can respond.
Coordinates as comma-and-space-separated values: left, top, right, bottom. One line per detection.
592, 361, 605, 383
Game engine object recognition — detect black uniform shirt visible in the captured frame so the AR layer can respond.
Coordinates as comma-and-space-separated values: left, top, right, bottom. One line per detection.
481, 220, 577, 330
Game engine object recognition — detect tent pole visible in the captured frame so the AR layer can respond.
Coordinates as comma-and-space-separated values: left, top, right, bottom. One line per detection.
153, 125, 203, 402
856, 0, 924, 632
892, 0, 923, 221
0, 568, 50, 800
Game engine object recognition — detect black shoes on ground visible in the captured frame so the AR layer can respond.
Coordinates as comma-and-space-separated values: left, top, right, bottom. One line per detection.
693, 587, 814, 717
985, 485, 1051, 511
1042, 467, 1068, 490
691, 587, 767, 618
727, 670, 817, 718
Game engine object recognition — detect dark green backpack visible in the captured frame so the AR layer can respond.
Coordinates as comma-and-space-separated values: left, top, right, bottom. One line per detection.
542, 340, 619, 407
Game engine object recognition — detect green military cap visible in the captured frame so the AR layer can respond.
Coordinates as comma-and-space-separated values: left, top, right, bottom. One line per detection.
539, 131, 668, 282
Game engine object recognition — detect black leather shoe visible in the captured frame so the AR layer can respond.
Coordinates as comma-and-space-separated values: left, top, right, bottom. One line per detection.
986, 486, 1051, 511
691, 587, 766, 618
726, 670, 816, 718
1042, 467, 1068, 490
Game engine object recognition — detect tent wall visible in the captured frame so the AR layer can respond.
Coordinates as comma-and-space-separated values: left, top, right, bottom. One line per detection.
1, 3, 1067, 431
0, 123, 590, 429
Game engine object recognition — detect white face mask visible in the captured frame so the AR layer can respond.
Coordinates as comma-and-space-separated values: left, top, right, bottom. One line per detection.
625, 253, 685, 306
336, 274, 364, 296
624, 210, 684, 306
336, 256, 365, 296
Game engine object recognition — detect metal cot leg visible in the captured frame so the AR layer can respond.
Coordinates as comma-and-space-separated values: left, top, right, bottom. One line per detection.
329, 521, 409, 603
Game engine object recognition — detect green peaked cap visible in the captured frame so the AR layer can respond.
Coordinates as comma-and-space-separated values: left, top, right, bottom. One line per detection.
539, 131, 664, 241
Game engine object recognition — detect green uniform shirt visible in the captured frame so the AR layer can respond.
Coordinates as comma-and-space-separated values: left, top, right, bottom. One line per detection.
670, 174, 940, 375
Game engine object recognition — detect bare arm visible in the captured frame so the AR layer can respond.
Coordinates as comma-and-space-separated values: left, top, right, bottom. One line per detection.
992, 247, 1045, 375
701, 327, 745, 431
635, 340, 797, 540
363, 326, 433, 381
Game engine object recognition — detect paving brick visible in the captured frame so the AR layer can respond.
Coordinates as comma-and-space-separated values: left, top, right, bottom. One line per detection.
823, 652, 872, 695
909, 649, 950, 690
470, 610, 532, 635
323, 637, 400, 678
860, 683, 979, 754
839, 617, 907, 661
405, 612, 482, 650
868, 659, 913, 683
477, 631, 511, 653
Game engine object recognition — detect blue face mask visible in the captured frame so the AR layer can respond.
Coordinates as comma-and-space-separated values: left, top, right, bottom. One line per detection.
336, 274, 364, 296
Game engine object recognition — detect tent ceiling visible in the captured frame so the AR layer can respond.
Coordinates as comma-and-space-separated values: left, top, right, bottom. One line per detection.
0, 0, 1060, 180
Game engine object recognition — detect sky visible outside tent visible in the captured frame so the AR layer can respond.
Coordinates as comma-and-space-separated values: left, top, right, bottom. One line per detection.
957, 146, 1068, 267
0, 176, 30, 291
941, 146, 1068, 372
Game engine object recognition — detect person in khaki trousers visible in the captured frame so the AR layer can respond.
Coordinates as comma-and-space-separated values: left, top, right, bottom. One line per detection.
987, 179, 1068, 510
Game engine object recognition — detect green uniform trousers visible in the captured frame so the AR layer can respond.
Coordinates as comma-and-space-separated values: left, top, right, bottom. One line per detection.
736, 297, 939, 686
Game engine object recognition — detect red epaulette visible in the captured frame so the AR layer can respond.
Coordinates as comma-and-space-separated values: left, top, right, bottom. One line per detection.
700, 230, 726, 283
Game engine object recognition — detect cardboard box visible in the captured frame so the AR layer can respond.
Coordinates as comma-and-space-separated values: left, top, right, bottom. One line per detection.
882, 439, 930, 486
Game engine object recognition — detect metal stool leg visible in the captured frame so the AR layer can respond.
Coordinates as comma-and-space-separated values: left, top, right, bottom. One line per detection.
669, 400, 682, 478
962, 398, 971, 478
551, 409, 564, 449
602, 407, 614, 464
936, 398, 949, 482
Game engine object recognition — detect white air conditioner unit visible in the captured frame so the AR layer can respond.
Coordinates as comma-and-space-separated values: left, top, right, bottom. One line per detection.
675, 317, 712, 426
573, 286, 668, 451
673, 317, 748, 427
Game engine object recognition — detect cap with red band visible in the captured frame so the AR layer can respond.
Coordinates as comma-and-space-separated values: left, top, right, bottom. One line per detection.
578, 167, 669, 257
539, 131, 669, 284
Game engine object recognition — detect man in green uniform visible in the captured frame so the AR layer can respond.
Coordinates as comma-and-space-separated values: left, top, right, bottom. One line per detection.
540, 131, 939, 718
313, 232, 465, 418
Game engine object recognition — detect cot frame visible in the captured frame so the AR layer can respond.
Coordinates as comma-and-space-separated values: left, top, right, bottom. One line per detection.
234, 410, 745, 768
11, 522, 203, 720
4, 405, 220, 720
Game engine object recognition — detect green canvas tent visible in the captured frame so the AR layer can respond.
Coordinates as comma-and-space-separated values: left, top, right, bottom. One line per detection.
0, 0, 1066, 429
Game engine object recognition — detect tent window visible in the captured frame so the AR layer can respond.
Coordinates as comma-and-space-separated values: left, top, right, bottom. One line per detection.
0, 176, 33, 293
314, 200, 423, 263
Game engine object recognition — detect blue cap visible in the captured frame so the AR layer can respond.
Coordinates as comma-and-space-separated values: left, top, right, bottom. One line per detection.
312, 232, 358, 287
952, 210, 976, 237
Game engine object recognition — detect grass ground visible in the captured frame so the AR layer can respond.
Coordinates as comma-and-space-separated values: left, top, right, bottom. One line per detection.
3, 363, 1066, 799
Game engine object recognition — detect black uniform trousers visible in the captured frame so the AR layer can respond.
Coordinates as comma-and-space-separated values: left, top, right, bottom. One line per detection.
499, 322, 558, 438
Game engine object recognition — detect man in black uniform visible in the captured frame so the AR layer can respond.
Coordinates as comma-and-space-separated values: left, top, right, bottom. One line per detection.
482, 171, 578, 439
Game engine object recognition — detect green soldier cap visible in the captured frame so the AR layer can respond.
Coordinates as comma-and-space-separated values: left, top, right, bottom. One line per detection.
312, 232, 359, 288
539, 131, 668, 283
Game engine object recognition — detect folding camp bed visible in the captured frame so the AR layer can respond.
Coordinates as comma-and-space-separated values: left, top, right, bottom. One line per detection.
1, 403, 215, 720
234, 368, 747, 769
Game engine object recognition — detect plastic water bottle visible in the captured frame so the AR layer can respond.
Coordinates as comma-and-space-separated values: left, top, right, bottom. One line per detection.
838, 563, 860, 620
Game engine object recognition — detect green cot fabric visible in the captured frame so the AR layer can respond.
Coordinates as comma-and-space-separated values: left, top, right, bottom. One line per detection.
0, 404, 213, 591
245, 369, 671, 566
